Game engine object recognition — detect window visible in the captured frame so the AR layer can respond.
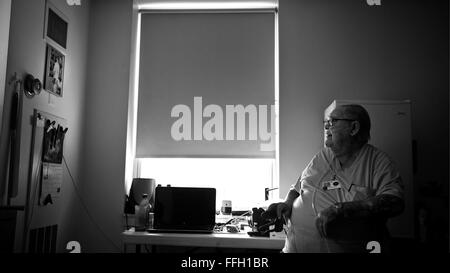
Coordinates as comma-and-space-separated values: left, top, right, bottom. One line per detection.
126, 1, 279, 210
138, 158, 275, 211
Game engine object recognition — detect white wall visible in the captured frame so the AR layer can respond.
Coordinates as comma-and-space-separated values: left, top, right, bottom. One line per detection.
279, 0, 448, 242
0, 0, 12, 122
77, 0, 133, 252
0, 0, 90, 252
0, 0, 12, 203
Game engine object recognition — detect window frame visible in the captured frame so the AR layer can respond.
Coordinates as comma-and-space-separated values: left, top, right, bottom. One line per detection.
125, 1, 280, 201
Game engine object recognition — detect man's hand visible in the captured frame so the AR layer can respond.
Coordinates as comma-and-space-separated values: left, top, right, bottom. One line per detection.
262, 202, 291, 224
262, 189, 299, 224
315, 204, 343, 238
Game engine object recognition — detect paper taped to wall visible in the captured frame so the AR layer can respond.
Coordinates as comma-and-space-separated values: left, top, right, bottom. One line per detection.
39, 163, 63, 206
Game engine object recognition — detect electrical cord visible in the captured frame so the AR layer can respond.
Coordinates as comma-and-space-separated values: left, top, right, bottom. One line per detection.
22, 119, 121, 252
214, 210, 252, 232
63, 156, 122, 252
144, 244, 151, 253
226, 210, 252, 225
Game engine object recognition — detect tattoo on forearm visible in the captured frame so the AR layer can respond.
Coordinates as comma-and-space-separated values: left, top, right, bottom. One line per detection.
339, 194, 405, 220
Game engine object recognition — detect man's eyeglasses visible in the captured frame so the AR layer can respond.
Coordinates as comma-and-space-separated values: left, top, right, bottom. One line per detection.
323, 118, 355, 128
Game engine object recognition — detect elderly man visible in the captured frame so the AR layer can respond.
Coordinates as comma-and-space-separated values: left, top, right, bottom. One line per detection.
266, 104, 405, 253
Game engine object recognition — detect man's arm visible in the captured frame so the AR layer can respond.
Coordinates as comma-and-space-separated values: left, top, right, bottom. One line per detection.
284, 189, 300, 211
336, 194, 405, 220
263, 189, 300, 221
316, 194, 405, 238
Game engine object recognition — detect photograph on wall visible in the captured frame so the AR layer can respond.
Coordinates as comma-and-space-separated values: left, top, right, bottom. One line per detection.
42, 119, 68, 164
44, 0, 68, 52
44, 44, 65, 97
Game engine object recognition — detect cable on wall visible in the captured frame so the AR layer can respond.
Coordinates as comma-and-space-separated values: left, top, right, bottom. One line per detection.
62, 156, 122, 252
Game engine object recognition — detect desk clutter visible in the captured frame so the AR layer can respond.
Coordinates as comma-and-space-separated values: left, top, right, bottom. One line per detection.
213, 207, 286, 239
124, 183, 286, 239
214, 211, 252, 234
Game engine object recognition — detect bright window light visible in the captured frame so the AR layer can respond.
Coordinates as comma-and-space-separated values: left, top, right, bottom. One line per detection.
139, 158, 275, 211
137, 1, 278, 10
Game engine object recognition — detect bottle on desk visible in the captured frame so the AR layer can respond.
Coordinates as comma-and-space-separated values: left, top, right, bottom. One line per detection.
135, 193, 152, 231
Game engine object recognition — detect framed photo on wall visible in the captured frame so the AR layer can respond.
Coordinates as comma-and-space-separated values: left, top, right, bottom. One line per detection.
44, 0, 68, 54
44, 44, 65, 97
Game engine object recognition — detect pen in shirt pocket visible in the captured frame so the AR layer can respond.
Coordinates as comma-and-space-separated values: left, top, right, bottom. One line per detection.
348, 183, 354, 192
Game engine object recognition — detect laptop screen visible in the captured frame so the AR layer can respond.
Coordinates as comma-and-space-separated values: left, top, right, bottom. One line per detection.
153, 187, 216, 231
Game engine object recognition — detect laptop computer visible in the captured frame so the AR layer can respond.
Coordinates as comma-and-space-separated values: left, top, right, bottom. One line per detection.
147, 187, 216, 234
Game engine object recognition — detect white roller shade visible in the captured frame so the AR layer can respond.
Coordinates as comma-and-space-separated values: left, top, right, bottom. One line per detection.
136, 12, 275, 158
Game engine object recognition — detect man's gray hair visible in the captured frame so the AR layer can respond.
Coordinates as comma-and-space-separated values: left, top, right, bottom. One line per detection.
341, 104, 371, 144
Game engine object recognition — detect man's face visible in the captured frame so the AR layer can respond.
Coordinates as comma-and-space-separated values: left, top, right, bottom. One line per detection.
324, 107, 354, 153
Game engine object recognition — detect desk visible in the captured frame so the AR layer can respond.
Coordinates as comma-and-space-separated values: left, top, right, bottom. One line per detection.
122, 229, 285, 253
